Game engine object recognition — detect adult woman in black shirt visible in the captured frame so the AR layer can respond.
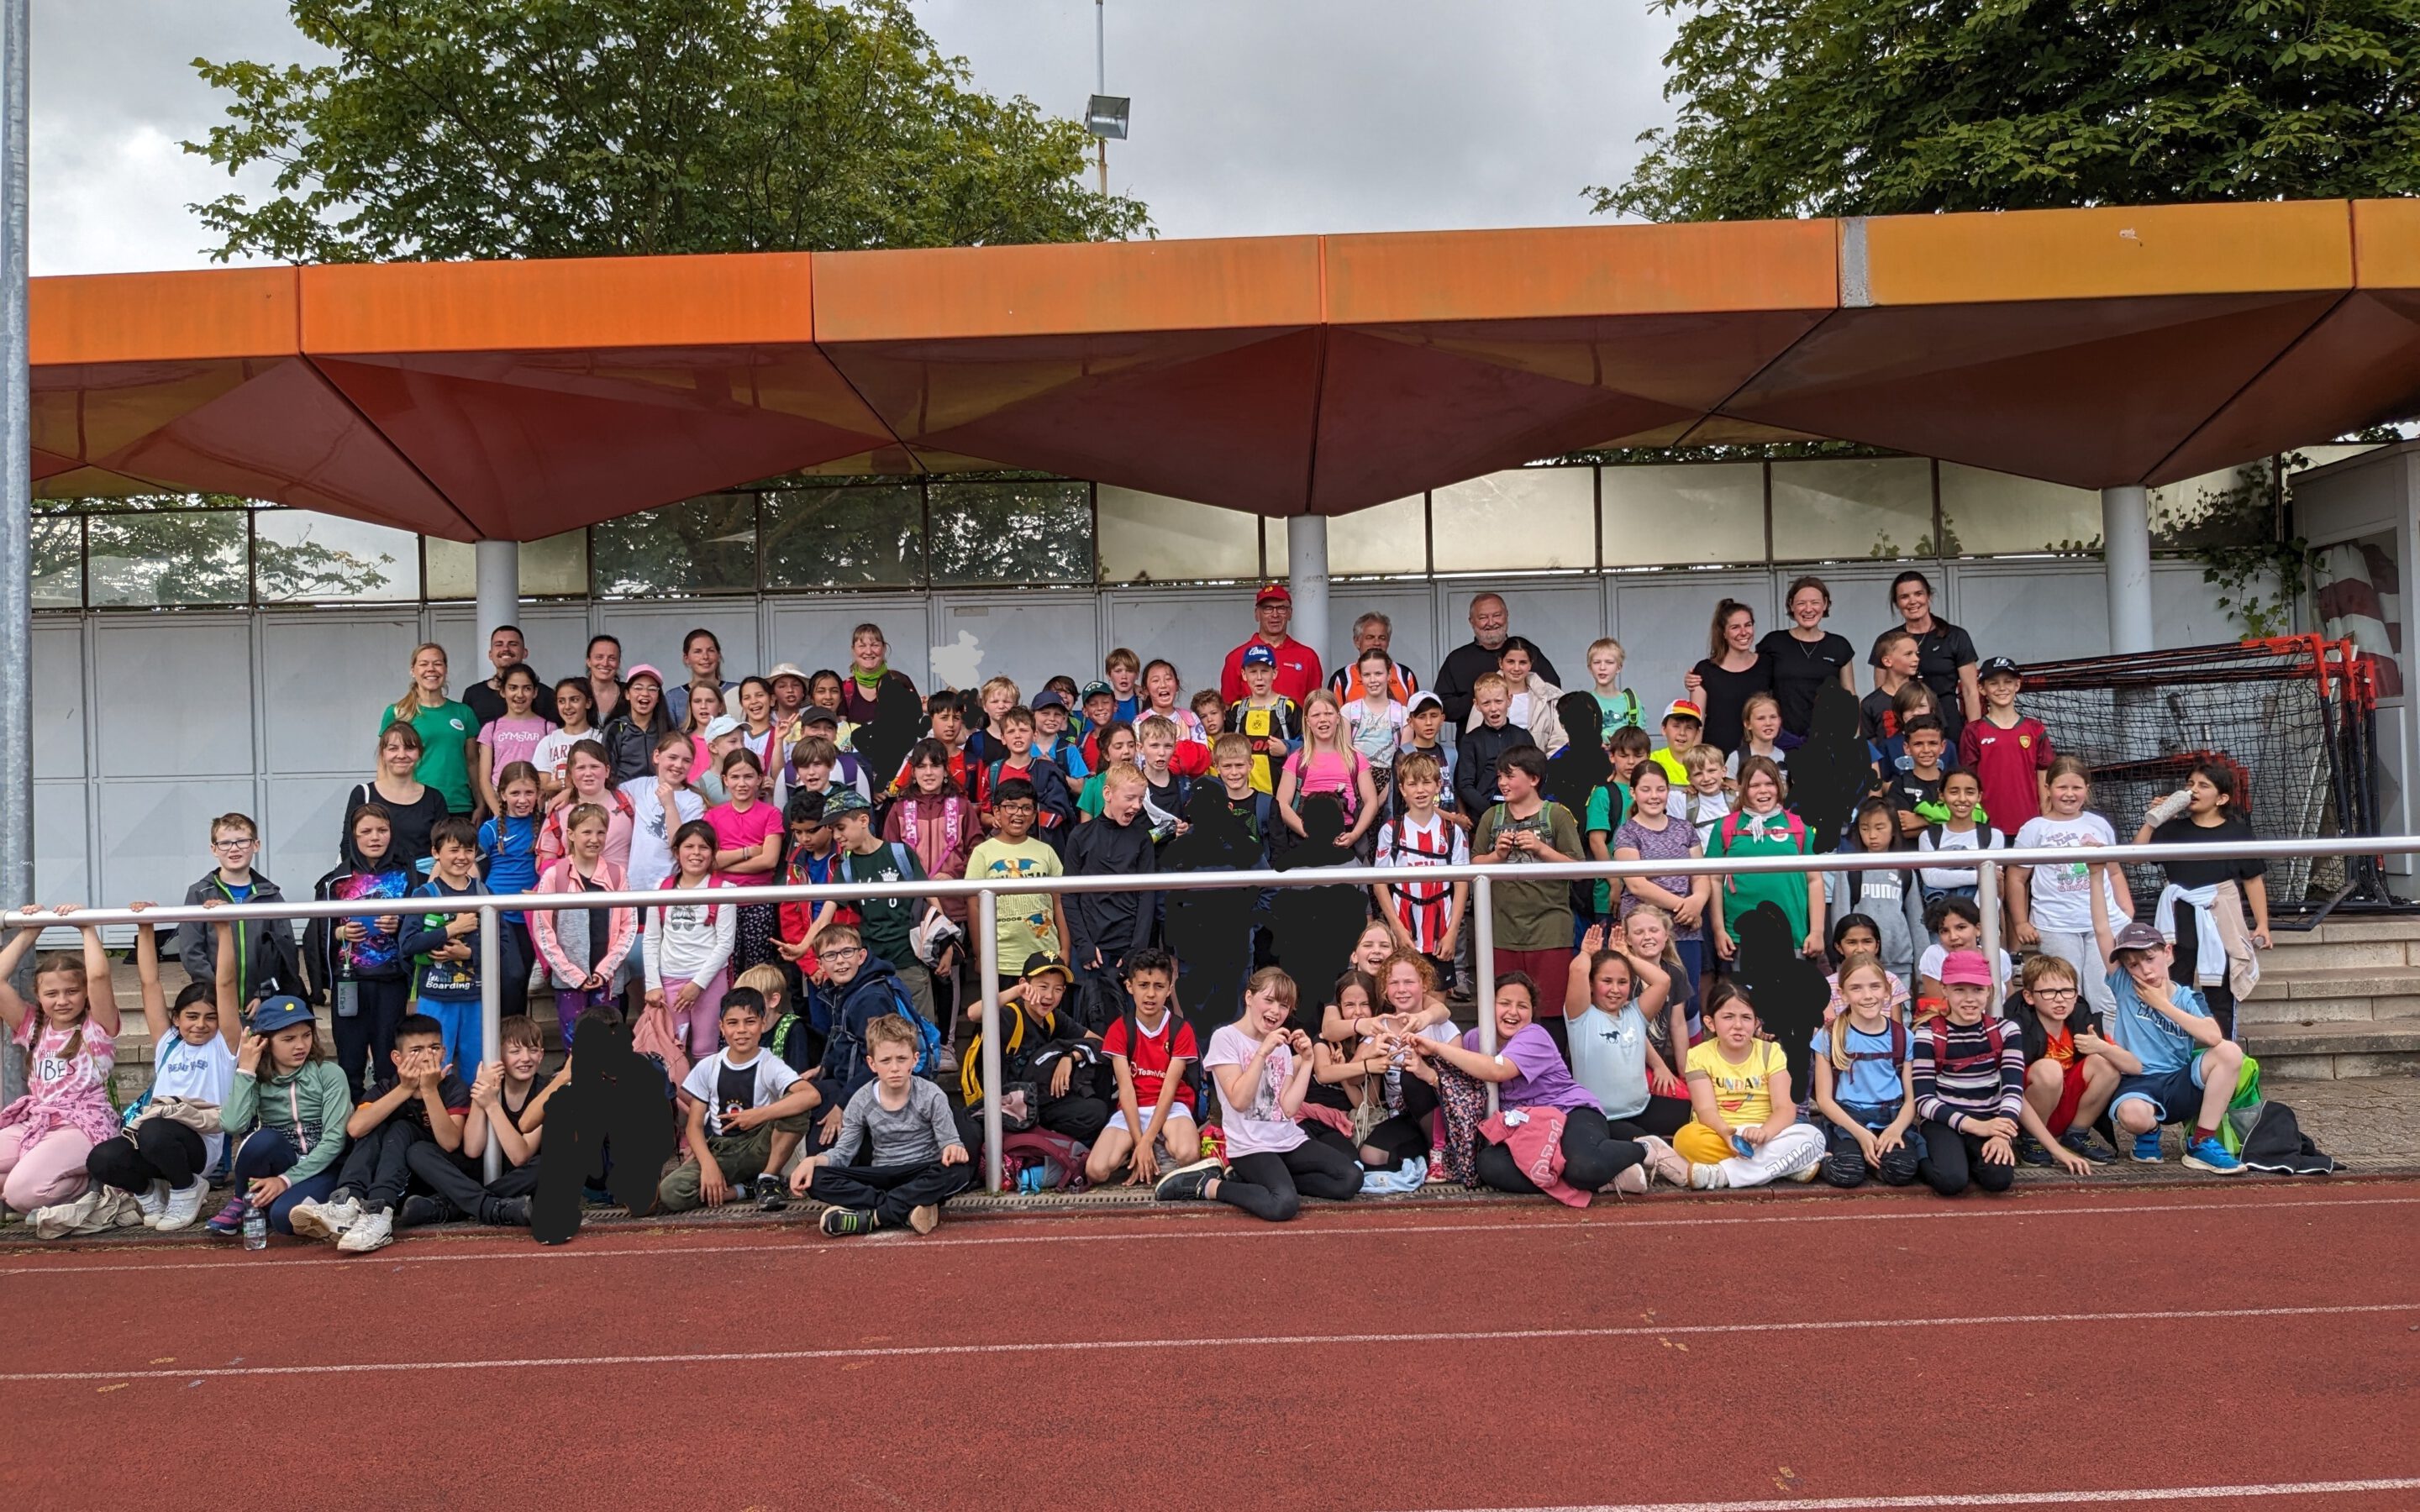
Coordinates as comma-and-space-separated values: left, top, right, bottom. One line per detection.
344, 722, 450, 871
2133, 761, 2270, 1036
1758, 575, 1856, 737
1879, 570, 1981, 744
1685, 599, 1773, 758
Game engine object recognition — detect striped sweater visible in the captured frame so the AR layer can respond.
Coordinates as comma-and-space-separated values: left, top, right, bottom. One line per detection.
1911, 1016, 2025, 1131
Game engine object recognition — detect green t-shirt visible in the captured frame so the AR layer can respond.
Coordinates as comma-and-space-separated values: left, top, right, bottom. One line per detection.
1472, 800, 1584, 953
965, 836, 1063, 973
837, 841, 928, 969
1708, 810, 1812, 946
1583, 781, 1634, 915
381, 699, 476, 815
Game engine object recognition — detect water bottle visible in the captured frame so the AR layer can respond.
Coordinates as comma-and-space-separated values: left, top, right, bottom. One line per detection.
240, 1200, 268, 1250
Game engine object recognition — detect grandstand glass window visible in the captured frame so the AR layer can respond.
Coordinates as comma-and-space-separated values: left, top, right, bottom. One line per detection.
1770, 457, 1934, 560
762, 483, 927, 589
1938, 465, 2102, 557
424, 529, 590, 600
1328, 494, 1429, 577
1431, 467, 1595, 572
927, 480, 1093, 585
253, 512, 421, 603
592, 494, 759, 596
1097, 486, 1262, 583
86, 508, 249, 607
30, 514, 79, 609
2149, 463, 2274, 550
1601, 462, 1766, 565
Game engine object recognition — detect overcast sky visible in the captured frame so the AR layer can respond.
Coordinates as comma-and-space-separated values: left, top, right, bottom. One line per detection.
29, 0, 1677, 275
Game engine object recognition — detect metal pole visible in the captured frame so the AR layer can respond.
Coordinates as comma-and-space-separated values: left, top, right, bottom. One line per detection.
978, 890, 1003, 1194
1473, 874, 1497, 1115
1977, 858, 2004, 1007
0, 0, 28, 1108
1288, 513, 1330, 673
474, 539, 519, 661
1095, 0, 1108, 195
478, 903, 502, 1182
2101, 485, 2154, 655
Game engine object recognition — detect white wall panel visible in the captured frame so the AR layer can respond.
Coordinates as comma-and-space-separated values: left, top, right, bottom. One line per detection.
1102, 587, 1250, 697
98, 777, 258, 910
260, 612, 418, 775
1326, 585, 1437, 688
31, 621, 83, 780
2151, 559, 2265, 649
1951, 563, 2111, 664
1432, 580, 1605, 688
930, 593, 1098, 695
94, 617, 254, 779
32, 780, 88, 905
1612, 570, 1773, 709
261, 775, 355, 884
766, 596, 934, 689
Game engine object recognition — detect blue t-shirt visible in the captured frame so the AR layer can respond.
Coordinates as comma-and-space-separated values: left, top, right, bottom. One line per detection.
478, 813, 542, 924
2105, 969, 2208, 1078
1460, 1021, 1595, 1114
1566, 1003, 1651, 1120
1812, 1019, 1907, 1107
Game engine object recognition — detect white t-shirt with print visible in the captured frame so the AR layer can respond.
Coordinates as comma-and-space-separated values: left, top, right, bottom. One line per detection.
2012, 812, 2123, 933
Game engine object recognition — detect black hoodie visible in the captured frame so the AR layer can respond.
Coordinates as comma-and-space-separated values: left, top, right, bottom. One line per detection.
303, 834, 415, 998
175, 870, 300, 1005
1065, 811, 1158, 972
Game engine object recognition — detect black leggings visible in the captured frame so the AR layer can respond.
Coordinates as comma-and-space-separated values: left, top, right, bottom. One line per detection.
1215, 1141, 1360, 1222
1609, 1094, 1693, 1141
500, 919, 534, 1022
86, 1121, 207, 1192
1918, 1119, 2018, 1197
331, 976, 411, 1102
1476, 1105, 1645, 1196
1359, 1074, 1444, 1168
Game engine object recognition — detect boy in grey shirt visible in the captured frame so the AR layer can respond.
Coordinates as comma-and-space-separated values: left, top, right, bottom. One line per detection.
789, 1011, 972, 1236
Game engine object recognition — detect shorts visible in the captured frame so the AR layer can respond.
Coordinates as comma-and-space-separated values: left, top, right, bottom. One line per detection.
2112, 1061, 2207, 1125
2044, 1058, 2089, 1137
1103, 1102, 1195, 1141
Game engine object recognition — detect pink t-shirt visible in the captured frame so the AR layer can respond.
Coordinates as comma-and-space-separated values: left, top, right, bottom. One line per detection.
1202, 1022, 1305, 1157
705, 800, 783, 885
479, 716, 557, 783
7, 1015, 118, 1144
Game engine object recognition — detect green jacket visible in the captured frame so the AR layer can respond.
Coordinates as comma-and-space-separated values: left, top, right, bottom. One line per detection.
223, 1061, 353, 1187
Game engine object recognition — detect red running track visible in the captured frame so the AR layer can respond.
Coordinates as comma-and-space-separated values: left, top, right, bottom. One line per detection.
4, 1182, 2419, 1511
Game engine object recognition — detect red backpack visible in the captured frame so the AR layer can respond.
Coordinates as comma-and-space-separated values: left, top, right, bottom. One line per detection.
1927, 1016, 2011, 1075
1719, 807, 1807, 853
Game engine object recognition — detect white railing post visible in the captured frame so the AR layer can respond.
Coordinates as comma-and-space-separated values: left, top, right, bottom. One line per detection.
1978, 858, 2004, 1006
978, 890, 1003, 1195
1473, 873, 1497, 1116
478, 902, 502, 1184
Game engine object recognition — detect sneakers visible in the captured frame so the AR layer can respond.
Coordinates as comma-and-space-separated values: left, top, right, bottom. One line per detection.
288, 1194, 363, 1244
1154, 1158, 1222, 1203
755, 1173, 788, 1212
1686, 1163, 1728, 1190
819, 1206, 877, 1237
203, 1195, 251, 1236
487, 1196, 533, 1227
908, 1204, 941, 1236
134, 1180, 171, 1226
1788, 1161, 1822, 1184
2130, 1129, 2166, 1163
396, 1194, 451, 1230
2059, 1131, 2108, 1164
1636, 1136, 1689, 1188
2182, 1136, 2244, 1174
2017, 1136, 2056, 1168
1611, 1162, 1649, 1195
335, 1206, 395, 1254
156, 1181, 208, 1232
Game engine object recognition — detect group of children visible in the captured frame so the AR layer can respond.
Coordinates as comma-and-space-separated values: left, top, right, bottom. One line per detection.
0, 584, 2281, 1242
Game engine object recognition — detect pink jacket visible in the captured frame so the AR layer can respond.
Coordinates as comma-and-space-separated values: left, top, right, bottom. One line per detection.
1480, 1107, 1590, 1208
531, 856, 638, 988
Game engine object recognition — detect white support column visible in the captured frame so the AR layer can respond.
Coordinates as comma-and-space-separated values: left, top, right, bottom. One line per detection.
475, 538, 521, 652
2101, 485, 2154, 654
1287, 512, 1330, 669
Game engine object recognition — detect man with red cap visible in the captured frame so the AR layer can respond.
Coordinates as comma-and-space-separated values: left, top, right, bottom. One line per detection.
1218, 583, 1323, 705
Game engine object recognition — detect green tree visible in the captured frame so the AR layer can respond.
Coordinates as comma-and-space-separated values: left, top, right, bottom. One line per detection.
187, 0, 1148, 263
1596, 0, 2420, 223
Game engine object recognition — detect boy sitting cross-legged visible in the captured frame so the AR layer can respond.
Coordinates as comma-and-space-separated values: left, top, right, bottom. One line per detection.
398, 1013, 565, 1231
792, 1012, 973, 1236
657, 988, 823, 1212
1086, 948, 1202, 1187
288, 1012, 470, 1255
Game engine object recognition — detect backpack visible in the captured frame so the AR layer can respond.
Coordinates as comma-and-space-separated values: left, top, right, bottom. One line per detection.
1839, 1019, 1911, 1063
829, 972, 943, 1080
655, 873, 728, 927
897, 795, 966, 865
998, 1128, 1093, 1191
1719, 806, 1807, 853
1926, 1016, 2011, 1076
1113, 1005, 1206, 1116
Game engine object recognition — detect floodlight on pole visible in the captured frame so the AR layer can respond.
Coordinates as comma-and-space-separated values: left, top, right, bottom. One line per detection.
1085, 0, 1128, 195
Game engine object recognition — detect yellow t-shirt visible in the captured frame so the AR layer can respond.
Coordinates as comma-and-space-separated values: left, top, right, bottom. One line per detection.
1686, 1038, 1786, 1131
964, 837, 1062, 973
1650, 746, 1689, 790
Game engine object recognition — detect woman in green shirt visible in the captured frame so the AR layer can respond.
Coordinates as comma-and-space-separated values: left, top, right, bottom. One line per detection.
379, 641, 478, 816
1708, 756, 1826, 962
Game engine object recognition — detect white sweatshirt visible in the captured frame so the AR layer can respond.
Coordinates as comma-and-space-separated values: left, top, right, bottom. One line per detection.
643, 878, 737, 989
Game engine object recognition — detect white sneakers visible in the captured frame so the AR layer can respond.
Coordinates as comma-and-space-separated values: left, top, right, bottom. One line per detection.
1686, 1162, 1729, 1190
288, 1194, 363, 1243
155, 1181, 208, 1232
336, 1207, 395, 1254
134, 1180, 171, 1226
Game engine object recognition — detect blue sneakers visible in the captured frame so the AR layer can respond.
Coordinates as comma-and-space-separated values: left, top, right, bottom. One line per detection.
2130, 1130, 2165, 1163
2182, 1136, 2244, 1174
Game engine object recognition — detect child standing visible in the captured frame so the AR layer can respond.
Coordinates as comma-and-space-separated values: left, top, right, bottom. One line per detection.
531, 803, 638, 1045
532, 679, 597, 801
1909, 950, 2027, 1196
398, 816, 489, 1071
707, 749, 784, 971
1277, 691, 1380, 853
307, 802, 414, 1100
1723, 692, 1794, 788
1823, 800, 1924, 988
539, 740, 633, 870
1647, 699, 1704, 790
793, 1012, 971, 1236
0, 908, 122, 1215
1155, 969, 1361, 1221
1959, 655, 2053, 841
473, 664, 557, 818
622, 730, 706, 891
1707, 758, 1824, 966
1455, 672, 1536, 818
1584, 638, 1644, 744
1915, 766, 2002, 904
965, 780, 1069, 990
645, 821, 739, 1062
1612, 763, 1710, 1005
175, 812, 300, 1008
1344, 648, 1407, 806
1396, 691, 1460, 825
1676, 984, 1825, 1188
1883, 714, 1954, 839
1066, 766, 1159, 1024
1810, 953, 1921, 1188
1228, 646, 1302, 795
2011, 754, 2132, 1021
1471, 747, 1585, 1037
1681, 743, 1732, 848
478, 762, 544, 1023
1372, 750, 1469, 987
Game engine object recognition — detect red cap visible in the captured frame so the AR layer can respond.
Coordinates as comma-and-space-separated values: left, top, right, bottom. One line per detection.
1255, 583, 1292, 606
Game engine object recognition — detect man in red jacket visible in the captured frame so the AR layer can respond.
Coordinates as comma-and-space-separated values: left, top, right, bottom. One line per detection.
1218, 584, 1323, 705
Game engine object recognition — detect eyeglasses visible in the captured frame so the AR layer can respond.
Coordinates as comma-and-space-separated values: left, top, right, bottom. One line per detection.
822, 946, 865, 962
213, 839, 255, 851
2032, 988, 2080, 1000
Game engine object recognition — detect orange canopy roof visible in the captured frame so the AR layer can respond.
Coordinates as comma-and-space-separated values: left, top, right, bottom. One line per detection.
31, 199, 2420, 542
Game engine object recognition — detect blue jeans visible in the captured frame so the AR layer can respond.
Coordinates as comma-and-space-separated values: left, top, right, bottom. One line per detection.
230, 1127, 344, 1234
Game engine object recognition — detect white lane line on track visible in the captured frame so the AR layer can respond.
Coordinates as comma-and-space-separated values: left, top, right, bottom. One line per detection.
2, 1191, 2411, 1278
1, 1300, 2411, 1384
1393, 1478, 2420, 1511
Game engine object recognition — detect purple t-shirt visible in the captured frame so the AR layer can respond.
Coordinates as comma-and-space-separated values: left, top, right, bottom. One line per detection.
1460, 1021, 1595, 1113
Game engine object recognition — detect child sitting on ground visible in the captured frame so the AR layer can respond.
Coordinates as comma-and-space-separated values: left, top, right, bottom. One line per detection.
1088, 948, 1201, 1187
1810, 953, 1920, 1189
0, 906, 128, 1219
1154, 968, 1360, 1221
399, 1013, 564, 1231
1910, 950, 2027, 1197
2008, 953, 2136, 1174
659, 989, 823, 1212
1676, 982, 1825, 1189
792, 1012, 971, 1236
287, 1012, 470, 1254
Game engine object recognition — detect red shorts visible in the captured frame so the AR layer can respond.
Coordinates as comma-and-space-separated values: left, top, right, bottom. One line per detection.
1495, 948, 1574, 1016
2044, 1057, 2089, 1137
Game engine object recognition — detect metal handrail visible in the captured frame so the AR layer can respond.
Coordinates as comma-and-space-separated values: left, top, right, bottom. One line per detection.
13, 832, 2407, 1192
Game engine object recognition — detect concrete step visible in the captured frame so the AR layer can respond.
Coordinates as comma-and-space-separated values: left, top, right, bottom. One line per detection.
2248, 966, 2420, 1002
2260, 937, 2412, 970
2240, 1018, 2420, 1081
2234, 993, 2420, 1026
2310, 917, 2420, 943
